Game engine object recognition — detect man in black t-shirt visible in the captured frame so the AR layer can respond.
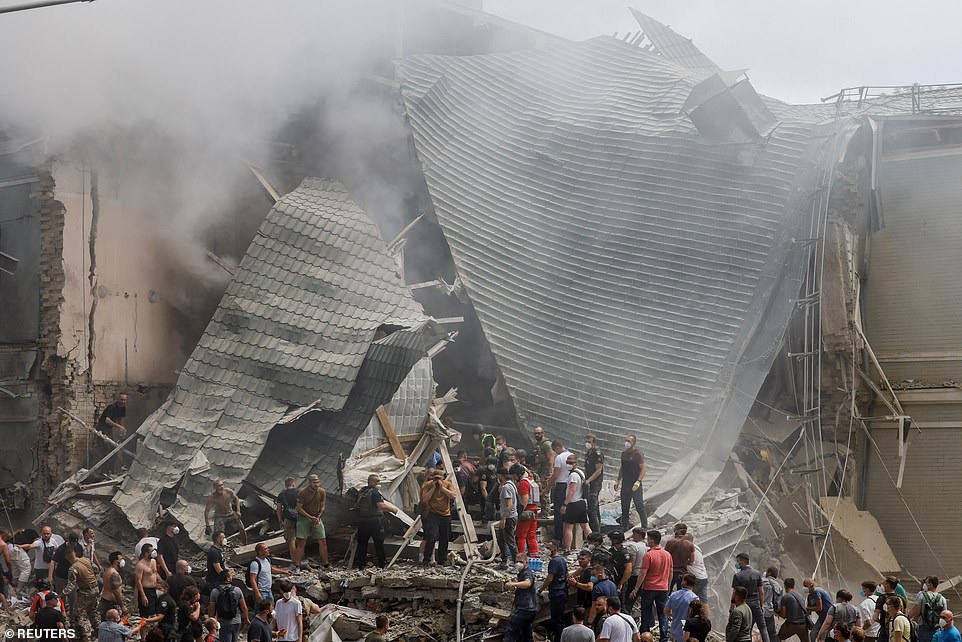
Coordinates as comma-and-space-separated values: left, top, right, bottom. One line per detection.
584, 435, 605, 532
33, 593, 66, 640
353, 474, 398, 569
151, 581, 178, 637
732, 553, 769, 642
52, 533, 84, 593
274, 477, 300, 561
479, 458, 499, 521
205, 531, 227, 592
97, 393, 128, 438
157, 522, 179, 580
615, 434, 647, 529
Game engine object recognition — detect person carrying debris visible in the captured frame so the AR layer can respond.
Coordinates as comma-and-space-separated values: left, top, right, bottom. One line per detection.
504, 553, 539, 642
62, 543, 101, 642
295, 474, 329, 568
353, 473, 399, 569
205, 479, 247, 545
420, 468, 457, 566
615, 435, 647, 530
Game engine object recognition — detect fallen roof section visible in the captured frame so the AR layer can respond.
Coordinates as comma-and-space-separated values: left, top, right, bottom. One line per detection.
399, 36, 841, 518
630, 9, 721, 74
112, 177, 430, 542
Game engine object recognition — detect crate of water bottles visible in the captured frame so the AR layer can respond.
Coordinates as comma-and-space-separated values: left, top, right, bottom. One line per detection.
528, 556, 544, 575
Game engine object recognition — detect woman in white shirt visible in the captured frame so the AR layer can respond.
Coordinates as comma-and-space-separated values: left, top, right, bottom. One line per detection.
561, 454, 592, 551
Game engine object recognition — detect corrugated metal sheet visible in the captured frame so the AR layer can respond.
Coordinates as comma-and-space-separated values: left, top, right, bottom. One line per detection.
630, 10, 721, 73
112, 178, 429, 541
350, 357, 432, 457
399, 37, 831, 516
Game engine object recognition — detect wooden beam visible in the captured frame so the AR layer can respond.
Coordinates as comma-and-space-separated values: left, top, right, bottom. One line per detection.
356, 442, 391, 460
438, 439, 478, 558
376, 407, 406, 459
385, 514, 422, 570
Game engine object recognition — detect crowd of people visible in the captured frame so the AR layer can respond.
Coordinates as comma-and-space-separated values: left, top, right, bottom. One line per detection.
3, 421, 958, 642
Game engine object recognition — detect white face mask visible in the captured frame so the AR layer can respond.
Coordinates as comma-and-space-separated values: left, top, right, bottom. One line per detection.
282, 592, 292, 600
118, 559, 126, 568
172, 526, 181, 535
939, 619, 947, 629
514, 562, 525, 572
185, 565, 192, 574
271, 610, 276, 619
566, 464, 575, 471
150, 550, 158, 559
584, 443, 592, 451
624, 441, 631, 449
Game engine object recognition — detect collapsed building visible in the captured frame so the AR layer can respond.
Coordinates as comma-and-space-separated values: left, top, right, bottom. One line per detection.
2, 2, 962, 624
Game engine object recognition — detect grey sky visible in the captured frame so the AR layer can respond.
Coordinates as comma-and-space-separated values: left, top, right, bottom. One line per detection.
484, 0, 962, 104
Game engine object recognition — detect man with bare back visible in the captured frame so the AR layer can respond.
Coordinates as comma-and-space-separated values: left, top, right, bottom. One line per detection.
205, 479, 247, 545
134, 542, 159, 617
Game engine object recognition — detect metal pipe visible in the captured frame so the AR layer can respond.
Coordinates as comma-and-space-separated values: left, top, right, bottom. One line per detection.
0, 0, 93, 15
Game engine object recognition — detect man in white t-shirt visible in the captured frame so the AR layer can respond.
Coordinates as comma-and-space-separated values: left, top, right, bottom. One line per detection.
274, 580, 303, 642
599, 596, 640, 642
684, 533, 708, 602
133, 529, 159, 562
25, 525, 65, 583
859, 581, 881, 642
548, 440, 573, 543
562, 454, 590, 551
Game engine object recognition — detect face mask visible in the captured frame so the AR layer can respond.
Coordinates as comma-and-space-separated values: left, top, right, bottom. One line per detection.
859, 590, 865, 597
172, 527, 181, 535
185, 565, 192, 574
566, 464, 575, 471
624, 441, 631, 449
590, 576, 599, 584
515, 562, 525, 573
150, 550, 158, 559
271, 610, 276, 619
487, 464, 496, 472
118, 559, 126, 568
939, 619, 947, 629
495, 445, 504, 453
734, 562, 742, 571
585, 443, 592, 451
282, 592, 291, 600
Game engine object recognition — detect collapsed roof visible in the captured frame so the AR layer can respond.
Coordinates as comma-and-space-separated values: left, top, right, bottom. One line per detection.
111, 178, 432, 542
398, 35, 846, 518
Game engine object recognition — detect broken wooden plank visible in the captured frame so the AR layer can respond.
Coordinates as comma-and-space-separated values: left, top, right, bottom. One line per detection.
438, 438, 478, 558
376, 406, 406, 460
356, 442, 391, 460
385, 514, 422, 570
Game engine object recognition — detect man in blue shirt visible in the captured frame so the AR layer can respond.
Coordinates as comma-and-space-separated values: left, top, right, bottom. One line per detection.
504, 555, 538, 642
591, 564, 619, 622
665, 574, 699, 642
934, 610, 961, 642
804, 578, 834, 642
540, 541, 569, 642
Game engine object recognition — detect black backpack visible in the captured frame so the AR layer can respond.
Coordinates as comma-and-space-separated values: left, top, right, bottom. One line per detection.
245, 559, 262, 589
215, 584, 238, 620
354, 487, 380, 518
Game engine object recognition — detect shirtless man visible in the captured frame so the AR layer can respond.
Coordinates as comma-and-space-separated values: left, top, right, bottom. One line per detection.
99, 551, 126, 619
205, 479, 246, 545
134, 543, 160, 617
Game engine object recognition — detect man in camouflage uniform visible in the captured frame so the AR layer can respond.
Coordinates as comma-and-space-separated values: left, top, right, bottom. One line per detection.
62, 544, 100, 641
531, 426, 554, 514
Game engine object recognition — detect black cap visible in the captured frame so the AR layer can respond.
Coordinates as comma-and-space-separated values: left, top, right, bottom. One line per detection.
608, 531, 625, 542
586, 532, 604, 543
509, 464, 525, 477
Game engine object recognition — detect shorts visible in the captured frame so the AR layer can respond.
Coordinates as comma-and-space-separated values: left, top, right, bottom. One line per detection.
296, 516, 326, 540
99, 598, 122, 620
563, 500, 588, 524
283, 518, 297, 542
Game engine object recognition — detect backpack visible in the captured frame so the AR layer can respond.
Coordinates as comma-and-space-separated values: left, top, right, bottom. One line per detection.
215, 584, 239, 620
893, 614, 918, 642
527, 477, 540, 506
353, 487, 380, 519
278, 489, 298, 522
920, 593, 946, 629
245, 559, 261, 589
